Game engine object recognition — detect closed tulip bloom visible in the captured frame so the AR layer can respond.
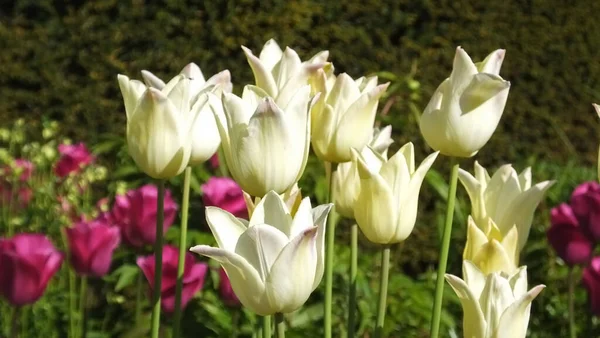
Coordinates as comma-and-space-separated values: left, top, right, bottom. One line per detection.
219, 267, 241, 307
458, 161, 554, 251
463, 216, 519, 275
446, 261, 544, 338
141, 63, 232, 166
0, 234, 64, 306
570, 181, 600, 243
65, 219, 121, 276
191, 191, 333, 315
111, 184, 178, 248
353, 142, 438, 244
311, 72, 389, 163
118, 73, 202, 178
420, 47, 510, 157
212, 85, 313, 197
242, 39, 327, 108
547, 203, 593, 266
137, 245, 208, 314
54, 143, 94, 178
202, 177, 248, 218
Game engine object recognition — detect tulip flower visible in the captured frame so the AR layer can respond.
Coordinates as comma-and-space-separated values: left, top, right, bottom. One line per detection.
547, 203, 594, 266
458, 161, 554, 250
242, 39, 327, 108
118, 73, 203, 178
137, 245, 208, 314
65, 219, 121, 277
333, 126, 393, 219
420, 47, 511, 157
111, 184, 178, 248
463, 216, 519, 275
202, 177, 248, 218
445, 261, 545, 338
191, 191, 332, 315
219, 267, 241, 307
353, 142, 438, 244
54, 143, 94, 178
209, 154, 220, 169
212, 85, 313, 197
141, 63, 232, 165
583, 256, 600, 316
310, 72, 389, 163
243, 183, 303, 218
0, 234, 64, 306
570, 181, 600, 243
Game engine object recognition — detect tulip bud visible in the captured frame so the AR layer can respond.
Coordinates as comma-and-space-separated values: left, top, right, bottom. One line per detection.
111, 184, 178, 248
212, 85, 313, 197
547, 203, 593, 266
458, 161, 554, 251
353, 143, 438, 244
0, 234, 64, 306
445, 261, 545, 338
54, 143, 94, 178
570, 181, 600, 243
191, 191, 333, 315
420, 47, 511, 157
463, 216, 518, 275
219, 267, 241, 307
201, 177, 248, 219
311, 73, 389, 163
65, 219, 121, 277
137, 245, 208, 314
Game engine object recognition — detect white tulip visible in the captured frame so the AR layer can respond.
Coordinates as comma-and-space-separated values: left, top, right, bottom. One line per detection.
420, 47, 510, 157
463, 216, 519, 275
191, 191, 332, 315
458, 161, 554, 250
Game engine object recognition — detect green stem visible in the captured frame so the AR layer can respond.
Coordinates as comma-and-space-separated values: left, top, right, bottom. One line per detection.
254, 316, 263, 338
231, 309, 239, 338
173, 167, 191, 338
263, 315, 271, 338
374, 246, 391, 338
217, 147, 229, 177
10, 306, 20, 338
150, 180, 166, 338
347, 223, 358, 338
135, 272, 143, 324
63, 230, 77, 338
324, 162, 338, 338
275, 313, 285, 338
79, 276, 88, 338
429, 160, 459, 338
569, 267, 577, 338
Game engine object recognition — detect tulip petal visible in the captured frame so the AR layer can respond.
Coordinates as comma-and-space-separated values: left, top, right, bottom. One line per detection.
445, 273, 487, 338
141, 70, 166, 90
449, 47, 478, 95
460, 73, 510, 115
311, 204, 332, 290
495, 285, 545, 338
478, 274, 515, 335
118, 75, 147, 120
463, 218, 488, 263
272, 47, 302, 93
258, 39, 283, 72
265, 227, 319, 313
205, 206, 248, 252
234, 224, 289, 281
462, 260, 487, 298
242, 45, 278, 97
355, 173, 396, 244
249, 191, 293, 235
475, 49, 505, 76
289, 197, 313, 237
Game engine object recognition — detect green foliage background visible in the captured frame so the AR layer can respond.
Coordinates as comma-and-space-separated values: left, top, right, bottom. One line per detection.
1, 0, 600, 337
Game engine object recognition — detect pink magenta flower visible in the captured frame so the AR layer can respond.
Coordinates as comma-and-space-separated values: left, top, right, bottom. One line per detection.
219, 267, 241, 307
583, 256, 600, 316
547, 203, 594, 266
201, 177, 248, 218
54, 143, 94, 178
65, 219, 121, 277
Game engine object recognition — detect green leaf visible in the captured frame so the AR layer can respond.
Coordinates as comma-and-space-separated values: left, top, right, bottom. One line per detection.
114, 264, 140, 292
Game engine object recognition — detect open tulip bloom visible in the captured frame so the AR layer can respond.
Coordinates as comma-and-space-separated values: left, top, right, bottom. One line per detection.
463, 216, 519, 275
191, 191, 332, 316
446, 261, 545, 338
419, 47, 510, 158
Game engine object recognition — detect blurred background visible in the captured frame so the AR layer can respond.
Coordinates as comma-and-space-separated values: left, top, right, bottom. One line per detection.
0, 0, 599, 337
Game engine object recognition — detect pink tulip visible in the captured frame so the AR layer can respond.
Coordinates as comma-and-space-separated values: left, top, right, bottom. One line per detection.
219, 267, 240, 307
209, 154, 220, 169
65, 219, 121, 277
547, 203, 594, 266
201, 177, 247, 218
111, 185, 178, 248
54, 143, 94, 178
570, 181, 600, 243
137, 245, 208, 314
583, 256, 600, 316
0, 234, 64, 306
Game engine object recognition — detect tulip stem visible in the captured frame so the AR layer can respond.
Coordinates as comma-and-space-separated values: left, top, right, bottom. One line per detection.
150, 180, 165, 338
173, 167, 191, 338
218, 146, 229, 177
374, 246, 391, 338
568, 267, 577, 338
9, 306, 20, 338
275, 313, 285, 338
430, 160, 459, 338
68, 258, 77, 338
79, 276, 88, 338
263, 315, 271, 338
135, 272, 142, 324
324, 162, 339, 338
348, 223, 358, 337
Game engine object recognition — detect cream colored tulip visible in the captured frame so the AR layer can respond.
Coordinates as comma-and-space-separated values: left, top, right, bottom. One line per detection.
446, 261, 545, 338
420, 47, 510, 157
311, 72, 389, 163
463, 216, 518, 275
353, 142, 438, 244
191, 191, 332, 315
212, 85, 314, 197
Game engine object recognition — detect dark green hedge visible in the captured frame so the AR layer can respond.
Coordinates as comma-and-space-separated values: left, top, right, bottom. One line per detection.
1, 0, 599, 165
